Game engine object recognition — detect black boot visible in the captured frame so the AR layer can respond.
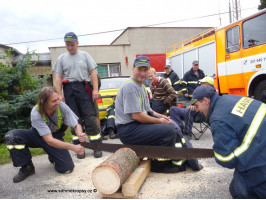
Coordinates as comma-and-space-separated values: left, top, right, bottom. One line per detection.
187, 159, 203, 171
48, 155, 54, 164
13, 161, 35, 183
77, 151, 85, 159
101, 133, 107, 140
94, 150, 102, 158
183, 132, 192, 140
108, 128, 116, 139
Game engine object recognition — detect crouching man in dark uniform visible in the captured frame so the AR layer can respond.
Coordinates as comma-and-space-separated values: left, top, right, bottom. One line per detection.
188, 85, 266, 198
5, 87, 86, 183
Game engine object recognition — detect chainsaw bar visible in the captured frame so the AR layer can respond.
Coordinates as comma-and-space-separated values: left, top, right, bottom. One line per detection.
81, 142, 214, 160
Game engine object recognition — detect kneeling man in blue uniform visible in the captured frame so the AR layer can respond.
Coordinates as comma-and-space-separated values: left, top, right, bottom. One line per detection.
187, 85, 266, 198
5, 87, 86, 183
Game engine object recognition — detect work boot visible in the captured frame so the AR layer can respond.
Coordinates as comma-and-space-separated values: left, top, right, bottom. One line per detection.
160, 165, 185, 173
48, 155, 54, 164
77, 151, 85, 159
108, 128, 116, 139
101, 133, 107, 140
151, 161, 185, 174
183, 132, 192, 141
13, 161, 35, 183
94, 150, 102, 158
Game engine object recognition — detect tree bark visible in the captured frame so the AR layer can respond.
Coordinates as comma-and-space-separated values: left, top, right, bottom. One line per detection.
92, 148, 140, 194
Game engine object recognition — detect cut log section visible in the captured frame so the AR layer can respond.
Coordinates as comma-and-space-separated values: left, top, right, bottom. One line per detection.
92, 148, 140, 194
100, 160, 151, 199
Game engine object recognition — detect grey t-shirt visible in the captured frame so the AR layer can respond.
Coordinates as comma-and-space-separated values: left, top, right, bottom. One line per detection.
115, 78, 152, 125
52, 50, 97, 82
31, 102, 79, 136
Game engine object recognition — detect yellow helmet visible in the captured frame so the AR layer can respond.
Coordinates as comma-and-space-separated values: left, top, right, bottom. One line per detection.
199, 76, 214, 85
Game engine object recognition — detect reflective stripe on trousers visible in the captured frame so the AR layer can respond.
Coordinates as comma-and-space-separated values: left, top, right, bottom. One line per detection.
6, 144, 26, 150
88, 133, 102, 141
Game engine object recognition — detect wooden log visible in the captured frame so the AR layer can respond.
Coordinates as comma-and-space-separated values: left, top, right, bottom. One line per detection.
92, 148, 140, 194
99, 160, 151, 199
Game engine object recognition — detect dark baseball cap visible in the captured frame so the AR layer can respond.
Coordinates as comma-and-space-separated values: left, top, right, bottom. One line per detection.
64, 32, 78, 42
186, 85, 215, 106
134, 56, 150, 68
192, 60, 199, 65
164, 65, 171, 69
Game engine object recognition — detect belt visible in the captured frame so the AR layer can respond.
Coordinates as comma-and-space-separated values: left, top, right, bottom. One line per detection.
63, 80, 90, 85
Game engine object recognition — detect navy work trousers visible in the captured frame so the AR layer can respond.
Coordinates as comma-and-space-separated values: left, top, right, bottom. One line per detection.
106, 105, 116, 131
230, 167, 266, 198
117, 120, 202, 171
63, 81, 101, 144
117, 121, 177, 146
5, 128, 74, 173
150, 99, 170, 114
170, 107, 205, 134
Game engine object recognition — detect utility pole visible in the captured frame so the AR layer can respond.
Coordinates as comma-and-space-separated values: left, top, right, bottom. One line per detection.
218, 0, 222, 26
232, 0, 242, 21
229, 0, 232, 23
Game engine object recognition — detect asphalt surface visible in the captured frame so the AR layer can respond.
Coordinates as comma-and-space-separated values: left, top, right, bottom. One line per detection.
0, 124, 234, 199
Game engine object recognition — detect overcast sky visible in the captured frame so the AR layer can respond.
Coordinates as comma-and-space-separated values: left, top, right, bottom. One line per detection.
0, 0, 261, 54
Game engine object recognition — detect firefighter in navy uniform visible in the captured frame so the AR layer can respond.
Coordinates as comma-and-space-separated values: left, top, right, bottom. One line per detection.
5, 87, 86, 183
188, 85, 266, 198
163, 65, 180, 91
182, 60, 205, 98
53, 32, 102, 159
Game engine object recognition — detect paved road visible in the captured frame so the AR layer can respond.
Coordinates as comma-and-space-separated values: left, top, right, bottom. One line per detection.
0, 125, 234, 199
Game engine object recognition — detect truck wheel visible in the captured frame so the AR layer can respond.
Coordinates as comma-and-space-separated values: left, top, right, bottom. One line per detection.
254, 80, 266, 101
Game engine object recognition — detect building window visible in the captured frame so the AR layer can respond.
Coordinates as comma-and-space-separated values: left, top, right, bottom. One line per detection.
226, 26, 240, 53
242, 13, 266, 49
97, 63, 120, 77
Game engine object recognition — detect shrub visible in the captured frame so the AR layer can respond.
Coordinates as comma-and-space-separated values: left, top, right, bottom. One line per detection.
0, 50, 49, 142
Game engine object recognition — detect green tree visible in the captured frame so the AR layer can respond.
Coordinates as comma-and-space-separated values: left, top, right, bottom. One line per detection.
258, 0, 266, 10
0, 49, 49, 142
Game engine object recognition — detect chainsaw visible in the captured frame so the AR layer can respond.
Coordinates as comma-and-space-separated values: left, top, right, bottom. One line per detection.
81, 142, 214, 159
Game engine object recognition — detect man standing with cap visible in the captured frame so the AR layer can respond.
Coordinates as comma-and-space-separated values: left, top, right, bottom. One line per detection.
187, 85, 266, 198
182, 60, 205, 98
115, 56, 203, 173
53, 32, 102, 158
163, 65, 180, 91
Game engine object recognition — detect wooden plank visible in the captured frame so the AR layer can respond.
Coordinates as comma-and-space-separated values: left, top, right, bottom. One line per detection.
122, 160, 151, 197
100, 192, 136, 199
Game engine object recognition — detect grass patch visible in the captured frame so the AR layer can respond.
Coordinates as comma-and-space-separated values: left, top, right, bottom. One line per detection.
0, 128, 72, 165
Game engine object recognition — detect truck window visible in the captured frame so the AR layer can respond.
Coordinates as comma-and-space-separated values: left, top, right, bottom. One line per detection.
242, 13, 266, 49
226, 26, 240, 54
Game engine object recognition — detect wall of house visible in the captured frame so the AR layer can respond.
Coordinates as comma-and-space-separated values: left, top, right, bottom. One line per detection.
49, 27, 211, 85
0, 47, 13, 65
49, 44, 131, 84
